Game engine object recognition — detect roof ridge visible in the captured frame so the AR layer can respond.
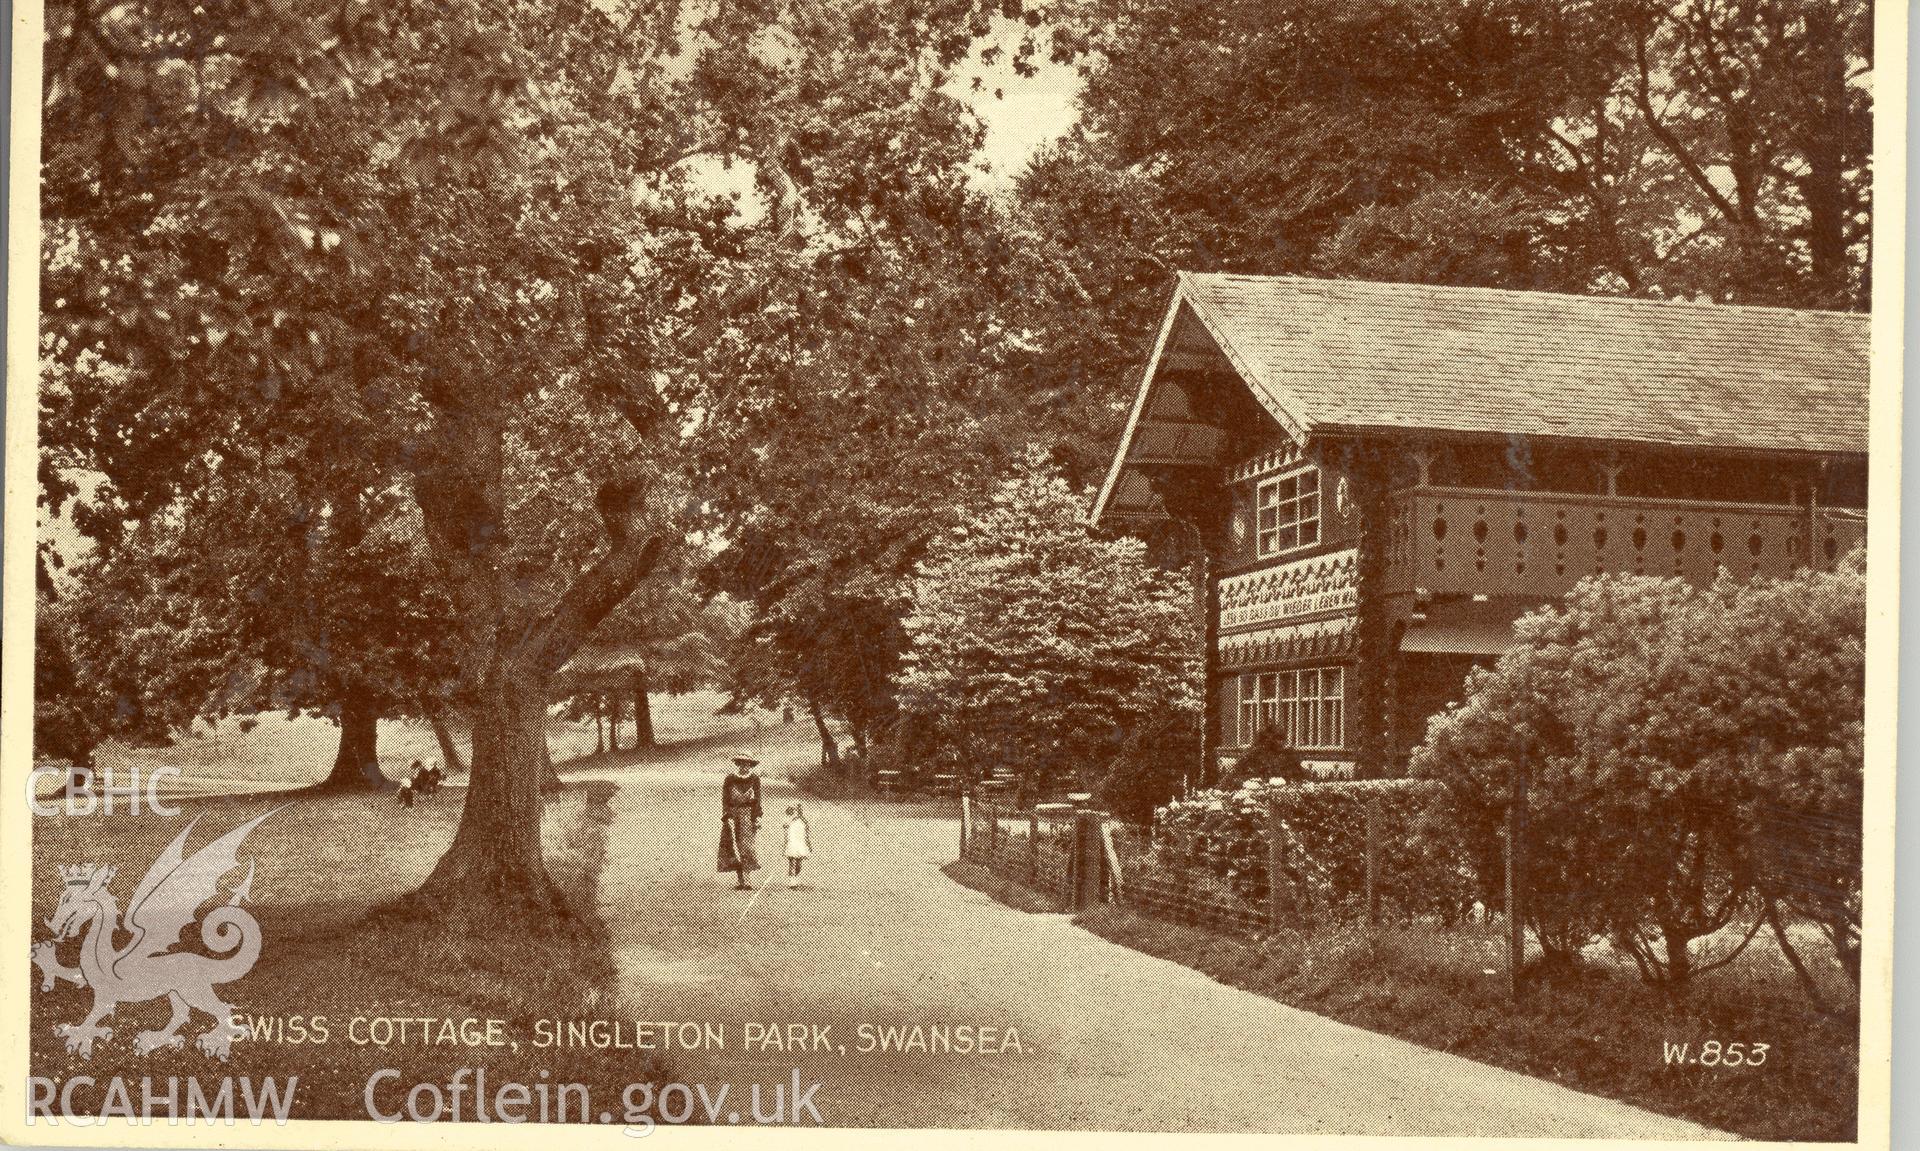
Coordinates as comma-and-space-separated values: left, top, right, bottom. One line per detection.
1178, 270, 1869, 322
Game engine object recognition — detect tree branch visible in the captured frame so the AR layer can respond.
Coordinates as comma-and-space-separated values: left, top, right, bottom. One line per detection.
517, 533, 666, 677
1631, 29, 1745, 230
1686, 904, 1767, 979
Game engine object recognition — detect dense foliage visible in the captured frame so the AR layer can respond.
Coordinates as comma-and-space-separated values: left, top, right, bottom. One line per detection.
1096, 708, 1201, 824
39, 0, 1068, 920
33, 540, 221, 769
1040, 0, 1871, 302
1149, 779, 1278, 907
1152, 778, 1467, 923
898, 452, 1199, 799
1412, 559, 1865, 987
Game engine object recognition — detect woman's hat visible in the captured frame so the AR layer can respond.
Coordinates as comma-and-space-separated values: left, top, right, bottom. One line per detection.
731, 753, 760, 768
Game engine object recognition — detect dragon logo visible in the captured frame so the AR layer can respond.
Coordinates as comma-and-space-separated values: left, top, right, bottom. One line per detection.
32, 808, 279, 1060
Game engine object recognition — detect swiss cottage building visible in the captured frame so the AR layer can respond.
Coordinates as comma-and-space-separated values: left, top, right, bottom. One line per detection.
1090, 274, 1870, 779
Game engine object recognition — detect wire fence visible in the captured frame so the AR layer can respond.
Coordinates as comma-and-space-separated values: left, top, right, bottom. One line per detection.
958, 785, 1863, 1012
965, 788, 1468, 940
1106, 821, 1270, 938
959, 800, 1079, 908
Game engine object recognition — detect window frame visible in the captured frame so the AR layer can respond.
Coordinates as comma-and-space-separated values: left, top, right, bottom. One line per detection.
1254, 466, 1323, 558
1236, 665, 1345, 751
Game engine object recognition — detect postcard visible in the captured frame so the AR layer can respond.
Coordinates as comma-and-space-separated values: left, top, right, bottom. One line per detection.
4, 0, 1902, 1146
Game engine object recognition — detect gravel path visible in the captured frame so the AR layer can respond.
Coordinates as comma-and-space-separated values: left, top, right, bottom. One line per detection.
577, 734, 1732, 1137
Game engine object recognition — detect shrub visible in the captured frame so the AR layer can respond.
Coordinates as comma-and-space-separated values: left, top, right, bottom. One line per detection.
1269, 780, 1470, 922
1412, 563, 1865, 988
1153, 779, 1278, 906
1221, 725, 1309, 788
1097, 709, 1200, 824
1150, 777, 1470, 922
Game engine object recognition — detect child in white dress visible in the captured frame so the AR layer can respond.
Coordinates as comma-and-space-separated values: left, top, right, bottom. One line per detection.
784, 804, 812, 888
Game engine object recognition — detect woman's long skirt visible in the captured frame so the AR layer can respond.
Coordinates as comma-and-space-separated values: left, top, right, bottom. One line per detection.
717, 807, 760, 872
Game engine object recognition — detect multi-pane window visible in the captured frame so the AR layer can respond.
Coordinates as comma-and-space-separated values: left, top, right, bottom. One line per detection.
1256, 468, 1321, 556
1237, 667, 1345, 750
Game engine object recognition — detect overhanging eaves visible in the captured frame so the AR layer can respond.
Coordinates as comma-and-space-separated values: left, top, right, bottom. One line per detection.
1088, 274, 1316, 529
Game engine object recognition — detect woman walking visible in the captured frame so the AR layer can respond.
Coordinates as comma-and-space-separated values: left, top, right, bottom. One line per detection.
717, 754, 763, 890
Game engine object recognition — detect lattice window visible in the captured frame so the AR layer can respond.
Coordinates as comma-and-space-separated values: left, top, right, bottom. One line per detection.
1256, 467, 1321, 556
1237, 666, 1344, 750
1312, 667, 1345, 750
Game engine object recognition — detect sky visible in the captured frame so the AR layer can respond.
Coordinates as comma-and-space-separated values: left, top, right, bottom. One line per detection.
955, 28, 1087, 188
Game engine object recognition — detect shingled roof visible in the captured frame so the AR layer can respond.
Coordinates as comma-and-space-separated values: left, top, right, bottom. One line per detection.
1092, 273, 1869, 524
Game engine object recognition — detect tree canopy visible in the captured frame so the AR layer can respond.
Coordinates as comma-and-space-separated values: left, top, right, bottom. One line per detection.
40, 0, 1067, 923
1039, 0, 1870, 304
897, 451, 1200, 798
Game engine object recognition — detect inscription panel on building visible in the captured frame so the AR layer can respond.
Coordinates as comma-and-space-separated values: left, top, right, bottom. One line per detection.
1218, 548, 1359, 631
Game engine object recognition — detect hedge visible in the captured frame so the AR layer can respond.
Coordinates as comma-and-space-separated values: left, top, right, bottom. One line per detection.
1152, 778, 1475, 924
1270, 779, 1474, 922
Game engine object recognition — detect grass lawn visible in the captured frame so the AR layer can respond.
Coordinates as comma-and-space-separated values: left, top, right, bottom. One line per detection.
942, 860, 1071, 916
63, 690, 773, 797
30, 781, 660, 1122
1074, 904, 1857, 1142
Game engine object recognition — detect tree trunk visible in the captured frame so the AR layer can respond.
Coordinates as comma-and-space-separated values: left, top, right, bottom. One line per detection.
322, 690, 391, 789
633, 668, 655, 748
1663, 924, 1692, 988
411, 379, 665, 925
1797, 2, 1851, 305
594, 702, 605, 755
1830, 913, 1860, 986
808, 696, 841, 769
541, 729, 562, 792
606, 692, 623, 753
430, 711, 467, 775
417, 668, 562, 920
1766, 899, 1830, 1013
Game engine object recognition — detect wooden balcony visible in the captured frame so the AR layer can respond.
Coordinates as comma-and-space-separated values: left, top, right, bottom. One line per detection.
1385, 486, 1866, 599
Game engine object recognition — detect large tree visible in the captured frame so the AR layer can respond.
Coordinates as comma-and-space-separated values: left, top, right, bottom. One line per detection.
1043, 0, 1870, 304
897, 451, 1200, 799
32, 532, 225, 772
35, 470, 460, 789
41, 0, 1049, 923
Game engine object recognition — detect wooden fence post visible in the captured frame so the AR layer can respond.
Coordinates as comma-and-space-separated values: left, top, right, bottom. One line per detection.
1073, 810, 1104, 911
1100, 820, 1124, 901
1365, 799, 1380, 927
1267, 796, 1287, 930
1029, 809, 1041, 886
1506, 751, 1529, 1000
